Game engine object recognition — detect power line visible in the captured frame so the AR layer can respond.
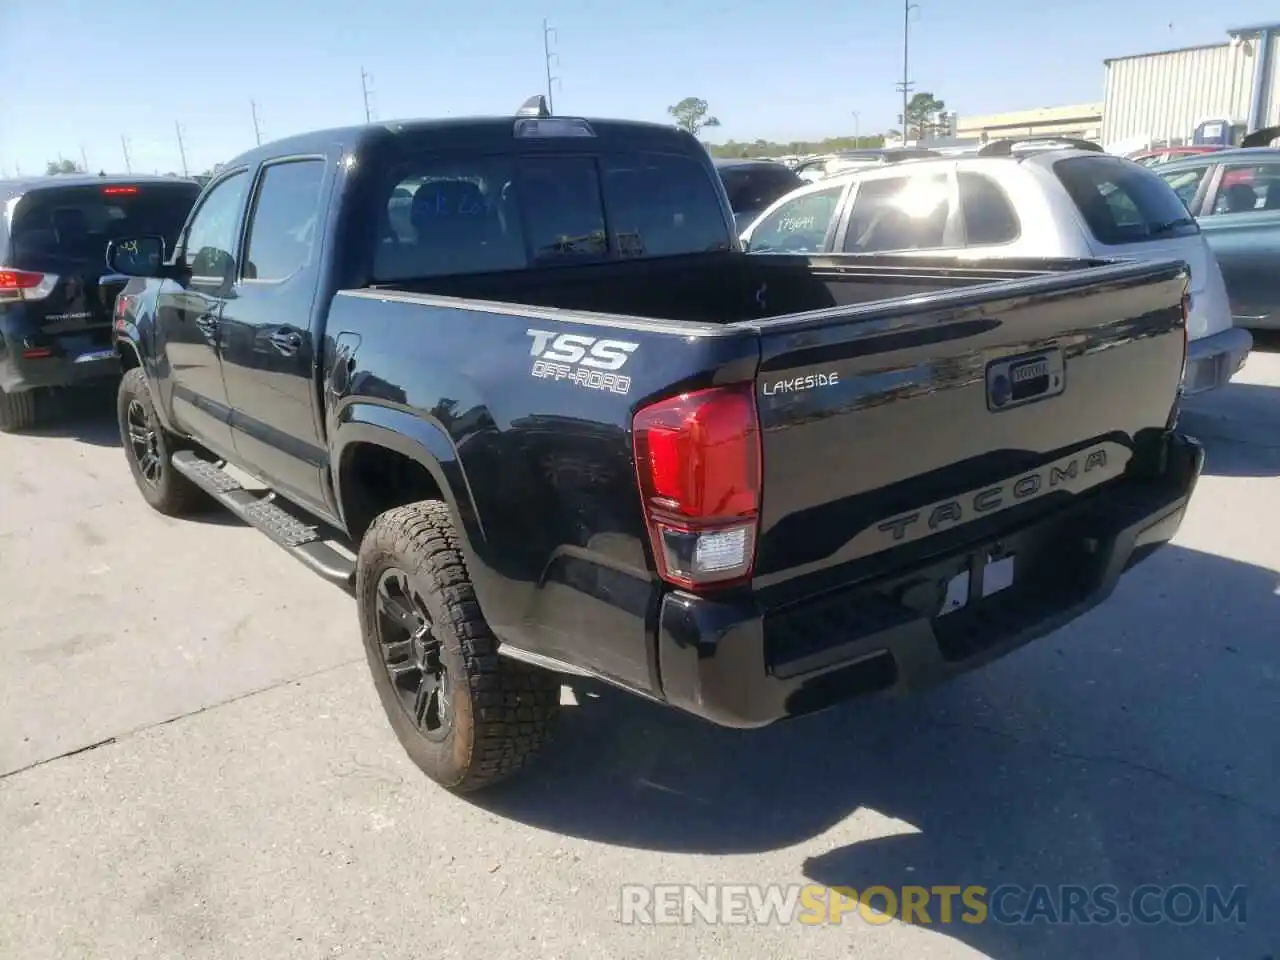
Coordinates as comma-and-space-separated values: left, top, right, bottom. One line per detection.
542, 19, 561, 114
360, 66, 377, 123
251, 99, 263, 146
120, 135, 132, 174
175, 121, 189, 176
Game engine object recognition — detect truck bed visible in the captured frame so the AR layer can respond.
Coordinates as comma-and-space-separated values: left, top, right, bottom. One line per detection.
372, 252, 1113, 326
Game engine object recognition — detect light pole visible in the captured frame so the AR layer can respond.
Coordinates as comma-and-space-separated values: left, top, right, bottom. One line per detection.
897, 0, 920, 143
851, 111, 860, 146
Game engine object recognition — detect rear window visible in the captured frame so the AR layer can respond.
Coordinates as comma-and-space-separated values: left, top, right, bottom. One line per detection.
7, 183, 199, 269
373, 151, 730, 280
1053, 157, 1199, 245
718, 165, 802, 214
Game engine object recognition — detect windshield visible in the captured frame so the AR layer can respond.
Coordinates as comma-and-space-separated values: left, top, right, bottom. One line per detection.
373, 151, 731, 280
7, 183, 200, 269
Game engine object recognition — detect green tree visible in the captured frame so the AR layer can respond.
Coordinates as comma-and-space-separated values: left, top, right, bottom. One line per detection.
704, 132, 887, 159
45, 158, 82, 175
667, 97, 721, 137
903, 92, 947, 140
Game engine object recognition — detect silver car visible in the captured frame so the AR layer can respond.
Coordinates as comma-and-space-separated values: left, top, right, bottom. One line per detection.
740, 141, 1251, 395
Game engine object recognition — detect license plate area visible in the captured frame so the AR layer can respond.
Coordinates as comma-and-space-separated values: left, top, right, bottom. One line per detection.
938, 548, 1017, 617
987, 349, 1065, 411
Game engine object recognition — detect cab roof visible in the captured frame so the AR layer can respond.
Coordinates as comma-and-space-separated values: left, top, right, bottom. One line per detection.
222, 116, 703, 171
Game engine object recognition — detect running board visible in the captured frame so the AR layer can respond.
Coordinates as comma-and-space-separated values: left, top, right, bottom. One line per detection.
171, 450, 356, 588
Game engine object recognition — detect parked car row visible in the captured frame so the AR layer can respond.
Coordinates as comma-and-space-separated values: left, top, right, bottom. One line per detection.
0, 174, 202, 429
734, 136, 1255, 396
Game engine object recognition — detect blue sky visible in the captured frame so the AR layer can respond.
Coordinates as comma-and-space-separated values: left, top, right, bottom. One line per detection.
0, 0, 1272, 176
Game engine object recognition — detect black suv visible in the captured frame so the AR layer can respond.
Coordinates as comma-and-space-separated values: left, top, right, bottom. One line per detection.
0, 175, 201, 430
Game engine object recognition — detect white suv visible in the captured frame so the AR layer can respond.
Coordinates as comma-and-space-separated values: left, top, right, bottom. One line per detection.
739, 141, 1252, 395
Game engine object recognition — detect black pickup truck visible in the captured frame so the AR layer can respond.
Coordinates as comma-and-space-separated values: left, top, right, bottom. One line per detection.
106, 99, 1204, 793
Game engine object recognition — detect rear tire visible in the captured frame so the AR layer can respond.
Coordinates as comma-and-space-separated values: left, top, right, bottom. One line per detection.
117, 368, 206, 516
0, 388, 37, 433
357, 500, 560, 793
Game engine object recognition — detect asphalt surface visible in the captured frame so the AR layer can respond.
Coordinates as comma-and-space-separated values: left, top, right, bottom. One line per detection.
2, 354, 1278, 960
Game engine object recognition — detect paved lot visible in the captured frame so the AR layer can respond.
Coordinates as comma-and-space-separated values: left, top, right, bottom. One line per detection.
2, 355, 1278, 960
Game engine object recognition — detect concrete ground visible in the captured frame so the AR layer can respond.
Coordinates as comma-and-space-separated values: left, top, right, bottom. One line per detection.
2, 350, 1277, 960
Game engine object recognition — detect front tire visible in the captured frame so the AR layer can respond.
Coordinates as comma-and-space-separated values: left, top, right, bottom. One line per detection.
357, 500, 560, 793
0, 387, 37, 433
117, 368, 206, 516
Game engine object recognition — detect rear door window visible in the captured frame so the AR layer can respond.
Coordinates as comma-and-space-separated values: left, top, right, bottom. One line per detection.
372, 151, 729, 279
958, 171, 1020, 245
242, 159, 328, 281
7, 182, 200, 270
843, 173, 952, 253
1053, 156, 1199, 245
745, 185, 845, 253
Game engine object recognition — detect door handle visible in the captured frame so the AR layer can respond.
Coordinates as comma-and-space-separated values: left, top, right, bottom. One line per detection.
194, 313, 219, 341
269, 330, 303, 356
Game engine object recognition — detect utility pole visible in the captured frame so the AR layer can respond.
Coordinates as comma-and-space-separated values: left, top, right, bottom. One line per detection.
897, 0, 919, 143
121, 135, 132, 174
542, 19, 561, 114
251, 99, 263, 146
851, 111, 860, 146
80, 144, 90, 173
360, 66, 376, 123
175, 121, 189, 176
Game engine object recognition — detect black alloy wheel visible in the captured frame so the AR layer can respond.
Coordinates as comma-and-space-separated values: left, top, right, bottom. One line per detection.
125, 398, 163, 487
374, 567, 453, 742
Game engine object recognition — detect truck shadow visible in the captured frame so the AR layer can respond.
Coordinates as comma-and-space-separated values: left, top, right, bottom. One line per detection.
24, 385, 121, 447
481, 543, 1278, 959
1195, 429, 1280, 477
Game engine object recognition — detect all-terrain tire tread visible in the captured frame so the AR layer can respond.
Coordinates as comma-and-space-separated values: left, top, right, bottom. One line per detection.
359, 500, 559, 793
0, 388, 37, 432
118, 368, 206, 517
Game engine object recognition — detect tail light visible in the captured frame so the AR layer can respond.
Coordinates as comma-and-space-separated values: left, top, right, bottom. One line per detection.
0, 269, 58, 302
632, 383, 762, 590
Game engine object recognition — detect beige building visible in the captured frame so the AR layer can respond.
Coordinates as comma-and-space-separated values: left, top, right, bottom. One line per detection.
957, 103, 1104, 142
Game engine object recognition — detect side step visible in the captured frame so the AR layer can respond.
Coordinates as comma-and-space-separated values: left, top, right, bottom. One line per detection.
171, 451, 356, 589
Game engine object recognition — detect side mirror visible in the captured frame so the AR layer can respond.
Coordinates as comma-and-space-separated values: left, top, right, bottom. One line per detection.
105, 235, 168, 277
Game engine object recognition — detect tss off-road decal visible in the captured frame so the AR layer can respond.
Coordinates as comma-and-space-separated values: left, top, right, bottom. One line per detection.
526, 329, 638, 396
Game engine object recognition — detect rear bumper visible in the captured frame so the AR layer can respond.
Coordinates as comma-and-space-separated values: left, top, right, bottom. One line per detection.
0, 332, 120, 394
1182, 327, 1252, 396
655, 431, 1204, 728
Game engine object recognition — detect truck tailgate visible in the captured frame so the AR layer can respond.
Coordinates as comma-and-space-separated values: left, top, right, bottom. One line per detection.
749, 260, 1189, 589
